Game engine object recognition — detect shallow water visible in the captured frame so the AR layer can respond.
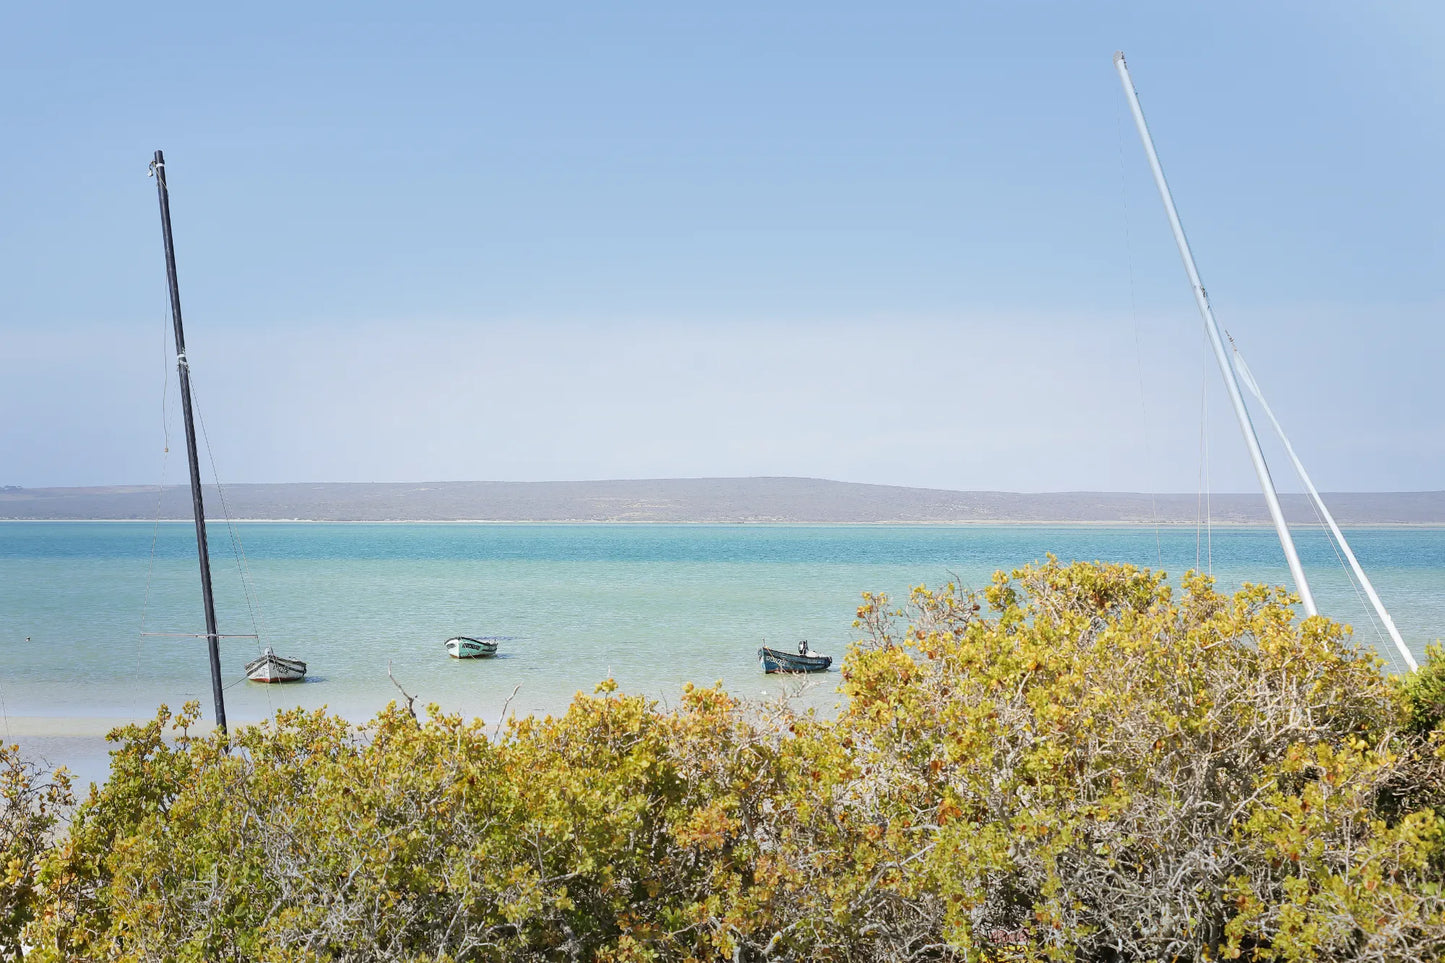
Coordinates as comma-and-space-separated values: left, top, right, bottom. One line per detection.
2, 521, 1440, 781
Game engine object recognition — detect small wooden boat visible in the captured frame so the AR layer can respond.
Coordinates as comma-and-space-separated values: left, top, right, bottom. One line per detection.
245, 646, 307, 683
758, 643, 832, 674
446, 636, 500, 659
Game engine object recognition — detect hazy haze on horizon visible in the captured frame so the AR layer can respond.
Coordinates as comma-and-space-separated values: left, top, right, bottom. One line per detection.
2, 2, 1440, 493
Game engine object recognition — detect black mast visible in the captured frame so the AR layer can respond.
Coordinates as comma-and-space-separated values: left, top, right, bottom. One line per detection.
150, 149, 228, 735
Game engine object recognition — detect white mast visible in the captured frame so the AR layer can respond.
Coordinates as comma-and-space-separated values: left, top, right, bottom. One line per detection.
1231, 344, 1417, 670
1112, 51, 1317, 617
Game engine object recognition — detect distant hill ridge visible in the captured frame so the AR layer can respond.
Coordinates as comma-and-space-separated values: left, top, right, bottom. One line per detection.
2, 478, 1442, 524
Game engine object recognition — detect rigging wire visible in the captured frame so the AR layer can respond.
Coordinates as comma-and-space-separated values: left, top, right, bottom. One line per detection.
1250, 379, 1377, 634
139, 306, 176, 721
0, 660, 10, 741
189, 377, 275, 719
1116, 112, 1164, 570
1196, 332, 1214, 575
1229, 339, 1401, 664
1303, 482, 1386, 645
192, 392, 264, 653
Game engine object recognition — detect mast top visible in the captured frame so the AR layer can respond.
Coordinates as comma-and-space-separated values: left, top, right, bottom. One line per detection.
1113, 51, 1318, 617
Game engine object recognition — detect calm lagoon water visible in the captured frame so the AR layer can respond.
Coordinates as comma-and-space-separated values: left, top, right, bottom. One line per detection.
2, 521, 1441, 782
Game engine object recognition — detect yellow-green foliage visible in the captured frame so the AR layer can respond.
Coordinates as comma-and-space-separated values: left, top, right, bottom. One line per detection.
843, 559, 1445, 962
1399, 643, 1445, 735
11, 559, 1445, 961
0, 743, 69, 962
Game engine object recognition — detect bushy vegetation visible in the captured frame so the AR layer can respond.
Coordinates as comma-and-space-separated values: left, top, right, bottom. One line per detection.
6, 559, 1445, 961
0, 746, 69, 962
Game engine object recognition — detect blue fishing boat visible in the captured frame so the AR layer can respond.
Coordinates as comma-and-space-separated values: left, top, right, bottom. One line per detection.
758, 643, 832, 674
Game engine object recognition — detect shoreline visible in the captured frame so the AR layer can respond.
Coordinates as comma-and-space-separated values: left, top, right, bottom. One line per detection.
6, 481, 1442, 526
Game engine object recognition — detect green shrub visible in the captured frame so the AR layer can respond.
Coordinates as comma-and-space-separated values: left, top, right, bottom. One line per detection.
16, 559, 1445, 961
1400, 642, 1445, 734
0, 743, 70, 962
843, 559, 1445, 961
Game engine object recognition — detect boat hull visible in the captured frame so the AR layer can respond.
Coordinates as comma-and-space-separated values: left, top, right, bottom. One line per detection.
245, 649, 307, 683
758, 645, 832, 674
446, 636, 500, 659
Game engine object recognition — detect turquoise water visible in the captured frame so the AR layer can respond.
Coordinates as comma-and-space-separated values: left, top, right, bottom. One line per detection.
1, 522, 1441, 737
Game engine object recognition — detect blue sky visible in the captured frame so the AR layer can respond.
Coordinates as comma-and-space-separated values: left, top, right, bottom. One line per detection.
1, 1, 1440, 491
